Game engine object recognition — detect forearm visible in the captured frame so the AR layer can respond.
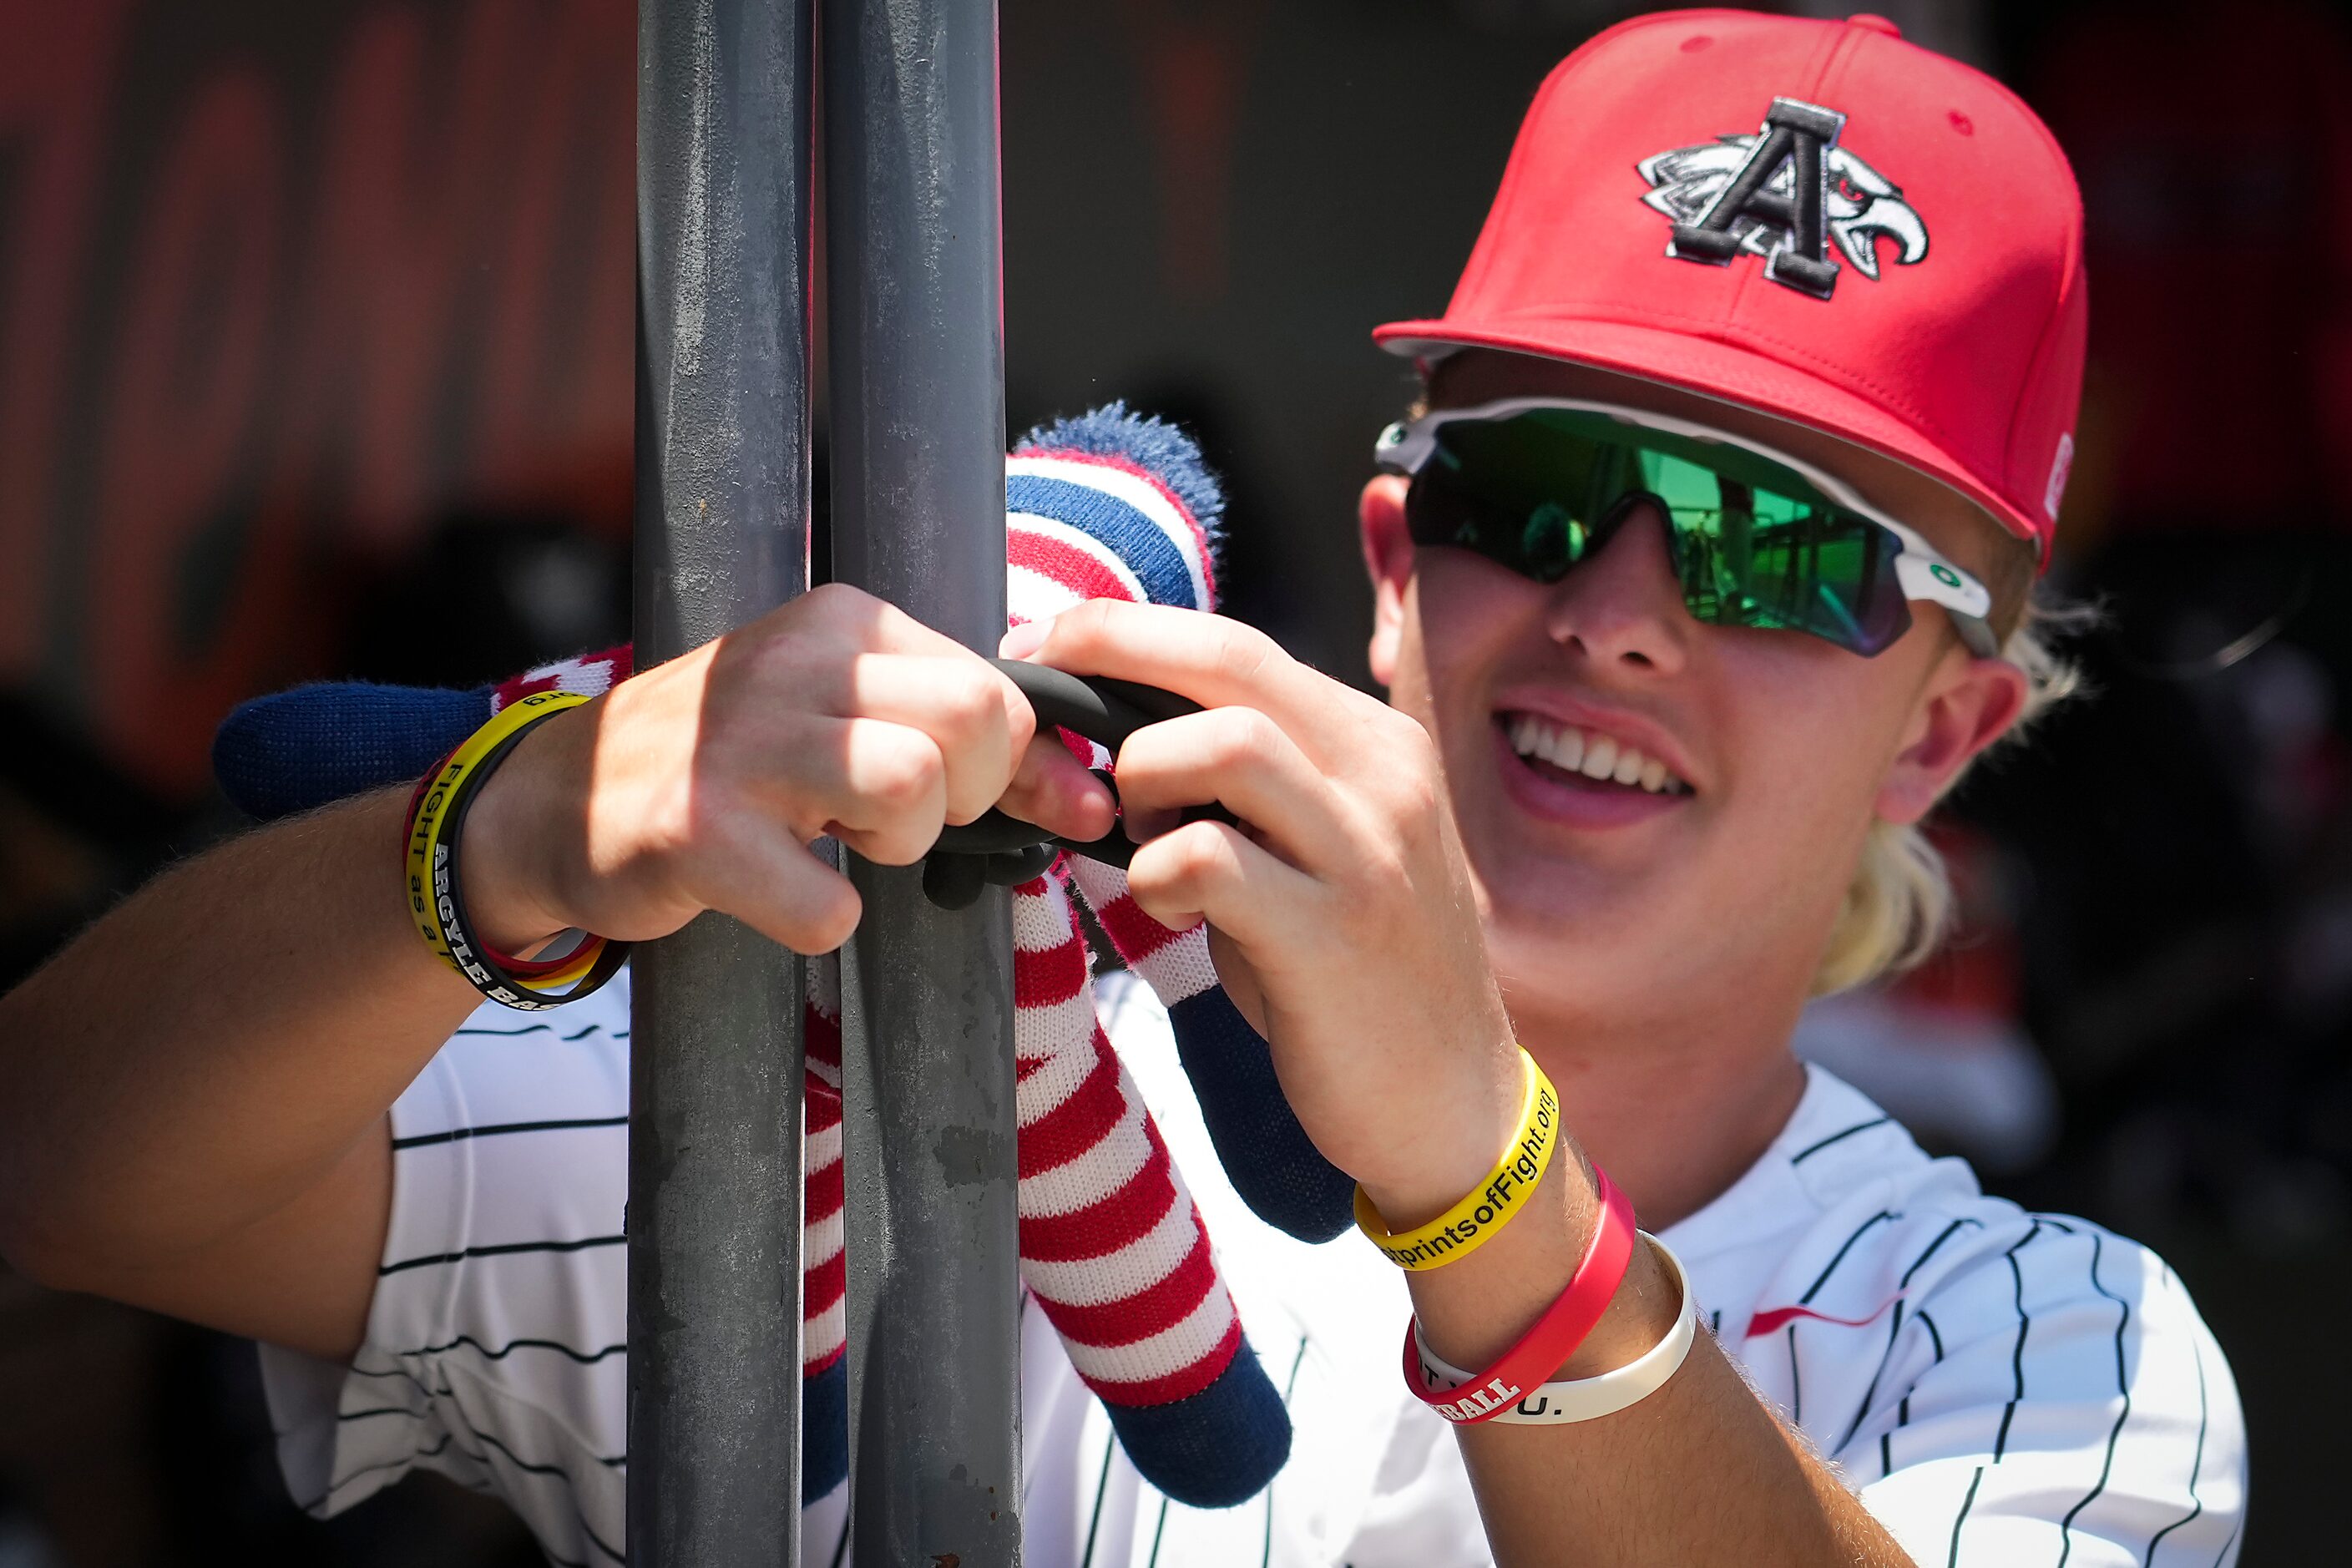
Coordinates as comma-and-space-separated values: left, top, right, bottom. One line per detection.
1402, 1151, 1911, 1566
0, 788, 479, 1278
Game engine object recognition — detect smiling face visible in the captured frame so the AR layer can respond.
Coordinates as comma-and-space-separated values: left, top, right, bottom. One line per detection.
1362, 352, 2031, 1047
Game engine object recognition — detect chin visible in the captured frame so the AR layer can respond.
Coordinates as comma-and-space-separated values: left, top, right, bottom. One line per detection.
1479, 866, 1665, 987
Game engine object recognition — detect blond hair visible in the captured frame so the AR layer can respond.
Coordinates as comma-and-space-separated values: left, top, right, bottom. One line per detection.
1811, 591, 2094, 995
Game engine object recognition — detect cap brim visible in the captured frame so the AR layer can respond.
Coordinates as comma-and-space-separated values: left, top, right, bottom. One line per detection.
1373, 315, 2043, 555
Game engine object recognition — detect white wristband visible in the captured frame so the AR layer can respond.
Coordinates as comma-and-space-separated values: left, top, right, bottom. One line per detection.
1411, 1232, 1698, 1424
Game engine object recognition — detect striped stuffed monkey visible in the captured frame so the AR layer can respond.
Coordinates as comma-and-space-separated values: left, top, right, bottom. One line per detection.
212, 407, 1353, 1509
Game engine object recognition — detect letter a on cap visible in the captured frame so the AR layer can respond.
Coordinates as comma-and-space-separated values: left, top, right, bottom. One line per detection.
1667, 97, 1849, 298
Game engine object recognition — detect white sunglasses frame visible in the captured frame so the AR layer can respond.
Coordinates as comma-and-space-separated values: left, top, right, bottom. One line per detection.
1375, 397, 2000, 659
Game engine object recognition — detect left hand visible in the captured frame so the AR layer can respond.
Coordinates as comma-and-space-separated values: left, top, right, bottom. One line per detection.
1006, 599, 1522, 1224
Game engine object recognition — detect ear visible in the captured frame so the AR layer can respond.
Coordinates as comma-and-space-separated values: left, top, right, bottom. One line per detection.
1874, 647, 2031, 826
1360, 474, 1414, 688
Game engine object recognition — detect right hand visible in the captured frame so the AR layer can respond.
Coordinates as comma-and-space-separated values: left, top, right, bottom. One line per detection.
460, 584, 1115, 955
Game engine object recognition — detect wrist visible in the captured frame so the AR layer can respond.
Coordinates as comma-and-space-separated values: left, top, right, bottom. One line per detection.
1356, 1034, 1525, 1231
450, 715, 575, 954
1550, 1222, 1681, 1381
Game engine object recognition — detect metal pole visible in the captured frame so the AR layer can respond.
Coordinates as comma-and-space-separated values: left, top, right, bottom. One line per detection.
632, 0, 816, 1561
822, 0, 1020, 1560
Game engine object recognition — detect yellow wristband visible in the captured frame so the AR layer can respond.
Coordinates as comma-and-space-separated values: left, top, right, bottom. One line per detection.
1354, 1050, 1560, 1271
407, 690, 600, 1004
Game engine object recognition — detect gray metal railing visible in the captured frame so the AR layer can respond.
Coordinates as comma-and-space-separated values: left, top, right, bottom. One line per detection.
825, 0, 1024, 1560
631, 0, 820, 1560
631, 0, 1018, 1561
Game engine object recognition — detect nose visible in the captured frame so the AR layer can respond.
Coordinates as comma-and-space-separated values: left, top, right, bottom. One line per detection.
1540, 503, 1692, 675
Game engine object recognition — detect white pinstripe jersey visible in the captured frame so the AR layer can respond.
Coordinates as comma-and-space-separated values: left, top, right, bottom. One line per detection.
262, 970, 2246, 1567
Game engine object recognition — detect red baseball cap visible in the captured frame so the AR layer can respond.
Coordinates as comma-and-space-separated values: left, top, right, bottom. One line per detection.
1376, 9, 2086, 560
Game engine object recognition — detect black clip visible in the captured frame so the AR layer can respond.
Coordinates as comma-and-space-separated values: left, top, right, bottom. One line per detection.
920, 659, 1233, 908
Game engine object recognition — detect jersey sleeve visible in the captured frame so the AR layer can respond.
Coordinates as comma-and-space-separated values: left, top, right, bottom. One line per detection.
257, 979, 634, 1567
1835, 1213, 2246, 1567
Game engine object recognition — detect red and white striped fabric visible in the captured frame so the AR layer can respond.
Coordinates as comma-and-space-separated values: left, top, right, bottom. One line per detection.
491, 649, 630, 712
802, 961, 847, 1380
1065, 857, 1217, 1009
793, 869, 1247, 1409
1011, 868, 1242, 1405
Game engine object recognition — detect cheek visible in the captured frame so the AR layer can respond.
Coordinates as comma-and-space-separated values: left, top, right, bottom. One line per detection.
1396, 552, 1547, 711
1707, 634, 1922, 850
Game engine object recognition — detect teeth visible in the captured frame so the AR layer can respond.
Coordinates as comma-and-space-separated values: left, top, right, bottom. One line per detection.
1505, 713, 1688, 796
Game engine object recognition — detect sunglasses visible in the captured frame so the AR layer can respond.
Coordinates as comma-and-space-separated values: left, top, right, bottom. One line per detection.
1374, 398, 1997, 659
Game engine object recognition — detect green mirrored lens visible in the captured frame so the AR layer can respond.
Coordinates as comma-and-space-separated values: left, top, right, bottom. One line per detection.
1408, 409, 1912, 654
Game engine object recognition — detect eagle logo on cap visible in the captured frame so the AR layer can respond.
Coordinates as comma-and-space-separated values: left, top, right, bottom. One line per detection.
1636, 98, 1928, 300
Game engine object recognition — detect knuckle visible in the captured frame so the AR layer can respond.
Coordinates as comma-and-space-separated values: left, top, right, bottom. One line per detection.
1202, 707, 1271, 768
802, 581, 864, 620
1063, 597, 1114, 640
1172, 821, 1231, 881
1211, 623, 1279, 685
1236, 706, 1283, 755
939, 665, 1005, 737
1391, 767, 1444, 827
866, 740, 943, 810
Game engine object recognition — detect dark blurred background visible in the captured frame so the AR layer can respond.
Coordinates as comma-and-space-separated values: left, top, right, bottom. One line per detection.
3, 0, 2346, 1560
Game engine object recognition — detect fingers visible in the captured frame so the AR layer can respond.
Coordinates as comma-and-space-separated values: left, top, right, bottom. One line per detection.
786, 581, 999, 661
807, 717, 952, 867
1111, 706, 1354, 873
1125, 817, 1313, 945
839, 654, 1032, 825
998, 731, 1117, 844
756, 710, 1111, 869
690, 822, 866, 953
1014, 599, 1378, 758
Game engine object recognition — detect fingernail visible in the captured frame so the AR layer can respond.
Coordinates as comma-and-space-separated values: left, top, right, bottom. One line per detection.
999, 618, 1051, 659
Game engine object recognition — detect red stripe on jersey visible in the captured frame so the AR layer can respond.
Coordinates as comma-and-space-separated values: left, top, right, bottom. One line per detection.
1745, 1299, 1899, 1338
1033, 1228, 1219, 1349
1075, 1317, 1244, 1409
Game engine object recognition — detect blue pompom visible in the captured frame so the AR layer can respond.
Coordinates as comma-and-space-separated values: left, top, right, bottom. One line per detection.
1014, 401, 1226, 544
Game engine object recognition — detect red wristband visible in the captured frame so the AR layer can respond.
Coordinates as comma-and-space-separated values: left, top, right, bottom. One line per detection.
1400, 1165, 1637, 1425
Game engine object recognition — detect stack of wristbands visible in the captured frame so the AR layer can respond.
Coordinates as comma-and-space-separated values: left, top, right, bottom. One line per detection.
1348, 1051, 1700, 1427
